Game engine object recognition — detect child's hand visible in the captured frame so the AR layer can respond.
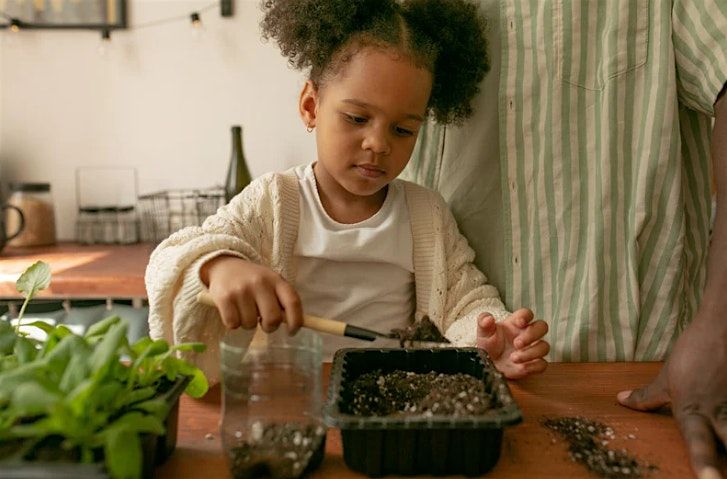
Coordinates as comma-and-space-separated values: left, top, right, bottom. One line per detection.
476, 309, 549, 379
200, 255, 303, 333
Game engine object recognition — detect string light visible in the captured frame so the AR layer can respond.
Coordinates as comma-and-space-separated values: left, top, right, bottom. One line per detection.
1, 1, 224, 33
190, 12, 202, 29
128, 2, 217, 31
98, 28, 111, 56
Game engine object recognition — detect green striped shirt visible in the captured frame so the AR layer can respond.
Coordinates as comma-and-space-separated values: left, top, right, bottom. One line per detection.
405, 0, 727, 361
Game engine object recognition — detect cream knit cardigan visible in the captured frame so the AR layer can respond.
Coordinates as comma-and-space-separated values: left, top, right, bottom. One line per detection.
145, 169, 510, 383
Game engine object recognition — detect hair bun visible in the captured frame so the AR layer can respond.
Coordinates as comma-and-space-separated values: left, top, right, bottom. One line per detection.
261, 0, 398, 72
403, 0, 489, 123
261, 0, 490, 124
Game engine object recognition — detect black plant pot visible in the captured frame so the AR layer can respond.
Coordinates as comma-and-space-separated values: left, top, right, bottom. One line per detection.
324, 348, 522, 477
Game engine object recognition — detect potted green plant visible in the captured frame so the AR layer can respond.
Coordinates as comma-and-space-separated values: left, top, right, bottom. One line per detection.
0, 261, 208, 479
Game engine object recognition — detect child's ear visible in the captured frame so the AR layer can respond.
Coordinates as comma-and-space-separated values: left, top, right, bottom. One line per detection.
299, 80, 319, 129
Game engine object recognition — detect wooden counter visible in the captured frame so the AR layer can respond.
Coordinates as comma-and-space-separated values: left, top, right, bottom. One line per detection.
158, 362, 727, 478
0, 242, 154, 299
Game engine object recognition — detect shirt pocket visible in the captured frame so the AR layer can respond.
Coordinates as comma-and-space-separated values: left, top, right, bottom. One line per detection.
556, 0, 649, 91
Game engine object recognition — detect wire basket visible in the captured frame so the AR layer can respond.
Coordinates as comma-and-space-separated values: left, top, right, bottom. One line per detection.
138, 187, 225, 243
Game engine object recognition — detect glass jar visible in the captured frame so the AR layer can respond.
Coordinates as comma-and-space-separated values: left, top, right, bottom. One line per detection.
220, 327, 326, 479
6, 182, 56, 247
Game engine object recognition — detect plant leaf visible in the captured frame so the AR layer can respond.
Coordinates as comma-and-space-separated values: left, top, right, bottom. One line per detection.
104, 428, 142, 479
0, 362, 45, 398
171, 342, 206, 353
15, 261, 51, 297
0, 323, 17, 355
130, 336, 153, 357
44, 335, 88, 376
115, 386, 157, 409
132, 398, 169, 418
10, 381, 61, 416
89, 321, 127, 378
24, 320, 55, 334
84, 315, 121, 339
8, 417, 55, 438
13, 336, 37, 364
59, 350, 91, 393
105, 411, 165, 436
173, 360, 209, 398
184, 368, 209, 398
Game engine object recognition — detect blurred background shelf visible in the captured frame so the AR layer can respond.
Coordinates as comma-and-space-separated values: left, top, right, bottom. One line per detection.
0, 241, 155, 343
0, 242, 153, 300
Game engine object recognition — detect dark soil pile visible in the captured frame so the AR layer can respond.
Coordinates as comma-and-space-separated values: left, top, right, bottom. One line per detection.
389, 316, 449, 347
350, 369, 492, 417
227, 422, 325, 479
542, 416, 657, 479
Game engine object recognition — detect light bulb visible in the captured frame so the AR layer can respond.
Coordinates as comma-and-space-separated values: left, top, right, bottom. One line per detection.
3, 19, 21, 47
97, 29, 111, 56
190, 12, 204, 38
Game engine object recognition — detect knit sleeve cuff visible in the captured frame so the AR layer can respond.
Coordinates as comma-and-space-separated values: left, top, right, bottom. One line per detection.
443, 307, 511, 347
171, 249, 249, 386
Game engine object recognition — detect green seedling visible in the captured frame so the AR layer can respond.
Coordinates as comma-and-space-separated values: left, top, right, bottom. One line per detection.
0, 261, 209, 479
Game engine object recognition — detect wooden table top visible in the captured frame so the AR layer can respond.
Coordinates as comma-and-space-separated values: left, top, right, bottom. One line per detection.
157, 361, 727, 478
0, 242, 154, 299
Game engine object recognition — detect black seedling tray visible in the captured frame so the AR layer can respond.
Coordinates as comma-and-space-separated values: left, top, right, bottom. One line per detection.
324, 348, 522, 477
0, 375, 190, 479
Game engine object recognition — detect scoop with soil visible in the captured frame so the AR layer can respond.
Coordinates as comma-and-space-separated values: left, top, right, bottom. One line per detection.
388, 315, 450, 347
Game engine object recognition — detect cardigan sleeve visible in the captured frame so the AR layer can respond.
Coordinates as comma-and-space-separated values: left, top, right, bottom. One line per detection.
435, 195, 511, 346
145, 173, 281, 383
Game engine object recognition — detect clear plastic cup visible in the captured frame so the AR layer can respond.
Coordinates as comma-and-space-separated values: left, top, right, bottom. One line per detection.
220, 327, 325, 479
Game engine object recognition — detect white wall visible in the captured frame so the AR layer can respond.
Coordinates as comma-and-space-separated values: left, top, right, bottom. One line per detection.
0, 0, 316, 239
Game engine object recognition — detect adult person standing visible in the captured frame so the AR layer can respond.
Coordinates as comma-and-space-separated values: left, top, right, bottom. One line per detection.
404, 1, 727, 478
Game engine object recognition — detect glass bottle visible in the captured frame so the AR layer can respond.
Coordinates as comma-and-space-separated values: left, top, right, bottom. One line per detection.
224, 125, 252, 203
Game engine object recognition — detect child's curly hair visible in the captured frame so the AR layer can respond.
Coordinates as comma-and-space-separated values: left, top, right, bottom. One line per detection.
260, 0, 489, 124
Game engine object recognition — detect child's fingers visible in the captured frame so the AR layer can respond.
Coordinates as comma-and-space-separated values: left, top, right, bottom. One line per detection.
510, 339, 550, 363
256, 288, 285, 333
477, 313, 497, 338
510, 308, 535, 328
521, 358, 548, 375
477, 313, 506, 358
215, 296, 242, 329
210, 289, 253, 329
513, 319, 549, 349
236, 297, 259, 330
501, 358, 548, 380
276, 281, 303, 334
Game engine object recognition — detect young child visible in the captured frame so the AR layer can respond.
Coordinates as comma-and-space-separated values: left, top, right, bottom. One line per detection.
146, 0, 549, 383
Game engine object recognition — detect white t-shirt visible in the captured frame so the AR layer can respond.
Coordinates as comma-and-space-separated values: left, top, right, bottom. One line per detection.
293, 164, 415, 360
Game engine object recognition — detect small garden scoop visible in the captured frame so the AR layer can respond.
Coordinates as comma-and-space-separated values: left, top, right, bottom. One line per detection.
197, 290, 395, 341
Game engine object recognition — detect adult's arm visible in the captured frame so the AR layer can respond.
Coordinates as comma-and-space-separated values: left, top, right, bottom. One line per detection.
618, 86, 727, 479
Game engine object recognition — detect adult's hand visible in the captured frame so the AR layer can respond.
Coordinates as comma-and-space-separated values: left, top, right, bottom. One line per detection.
618, 87, 727, 479
617, 318, 727, 479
